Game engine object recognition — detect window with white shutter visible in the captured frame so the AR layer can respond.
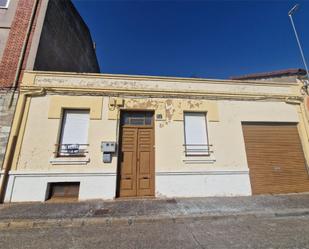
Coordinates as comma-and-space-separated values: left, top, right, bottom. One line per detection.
58, 110, 90, 157
184, 112, 209, 156
0, 0, 10, 8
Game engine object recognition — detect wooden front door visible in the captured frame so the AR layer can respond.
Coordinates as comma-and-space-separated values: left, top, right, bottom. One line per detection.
117, 111, 155, 198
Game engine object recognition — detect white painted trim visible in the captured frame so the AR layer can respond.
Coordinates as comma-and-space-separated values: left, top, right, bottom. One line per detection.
156, 170, 249, 176
183, 159, 216, 164
156, 172, 251, 197
8, 171, 116, 177
7, 170, 249, 177
8, 170, 248, 177
49, 157, 90, 165
4, 170, 251, 202
5, 171, 117, 202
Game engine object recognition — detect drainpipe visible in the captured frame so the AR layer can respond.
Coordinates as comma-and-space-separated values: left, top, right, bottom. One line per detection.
7, 0, 40, 107
0, 88, 45, 203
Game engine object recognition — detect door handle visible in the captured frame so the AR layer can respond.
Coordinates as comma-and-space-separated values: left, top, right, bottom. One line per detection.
272, 166, 281, 171
142, 177, 149, 179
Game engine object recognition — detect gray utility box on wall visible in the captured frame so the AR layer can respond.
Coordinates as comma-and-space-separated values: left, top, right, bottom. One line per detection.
103, 153, 112, 163
101, 142, 117, 163
101, 142, 116, 153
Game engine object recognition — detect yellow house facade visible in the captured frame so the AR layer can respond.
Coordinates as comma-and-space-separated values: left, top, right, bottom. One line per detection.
1, 71, 309, 202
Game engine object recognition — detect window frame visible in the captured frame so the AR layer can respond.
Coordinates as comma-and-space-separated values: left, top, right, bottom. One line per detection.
57, 108, 90, 158
0, 0, 10, 9
183, 112, 210, 157
120, 111, 154, 127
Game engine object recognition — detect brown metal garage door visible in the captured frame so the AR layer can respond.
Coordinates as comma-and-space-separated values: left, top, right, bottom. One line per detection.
242, 123, 309, 195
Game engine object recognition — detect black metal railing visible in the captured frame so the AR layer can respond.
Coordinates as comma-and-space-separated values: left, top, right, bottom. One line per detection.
55, 144, 89, 157
183, 144, 213, 156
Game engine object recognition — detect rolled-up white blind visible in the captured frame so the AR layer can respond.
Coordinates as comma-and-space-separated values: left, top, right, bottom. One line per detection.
60, 110, 90, 145
184, 112, 208, 155
0, 0, 9, 8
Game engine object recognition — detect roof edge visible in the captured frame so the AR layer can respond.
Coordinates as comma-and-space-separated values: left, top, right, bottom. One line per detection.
230, 68, 306, 80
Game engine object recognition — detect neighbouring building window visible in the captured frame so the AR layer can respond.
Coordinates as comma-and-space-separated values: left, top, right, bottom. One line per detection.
0, 0, 10, 8
57, 109, 90, 157
184, 112, 209, 156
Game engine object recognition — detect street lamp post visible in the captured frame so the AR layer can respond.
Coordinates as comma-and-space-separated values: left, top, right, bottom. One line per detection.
288, 4, 309, 89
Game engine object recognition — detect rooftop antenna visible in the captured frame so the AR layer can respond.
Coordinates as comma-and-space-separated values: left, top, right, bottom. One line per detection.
288, 4, 309, 90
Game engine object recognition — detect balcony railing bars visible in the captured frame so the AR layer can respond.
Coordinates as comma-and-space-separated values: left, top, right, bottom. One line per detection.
55, 144, 89, 157
183, 144, 213, 156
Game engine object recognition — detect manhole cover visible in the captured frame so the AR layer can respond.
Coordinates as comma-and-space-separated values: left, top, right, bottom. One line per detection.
166, 199, 177, 204
93, 208, 110, 216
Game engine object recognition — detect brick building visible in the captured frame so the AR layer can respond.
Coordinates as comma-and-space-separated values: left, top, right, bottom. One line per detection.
0, 0, 99, 184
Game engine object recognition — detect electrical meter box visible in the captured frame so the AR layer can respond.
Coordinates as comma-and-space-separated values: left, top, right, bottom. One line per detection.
101, 142, 116, 153
103, 153, 112, 163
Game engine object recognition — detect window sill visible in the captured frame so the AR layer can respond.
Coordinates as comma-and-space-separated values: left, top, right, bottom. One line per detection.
183, 154, 216, 164
50, 156, 90, 165
185, 153, 210, 157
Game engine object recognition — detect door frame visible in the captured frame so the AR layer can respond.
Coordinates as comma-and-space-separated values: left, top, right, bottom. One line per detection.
116, 110, 155, 198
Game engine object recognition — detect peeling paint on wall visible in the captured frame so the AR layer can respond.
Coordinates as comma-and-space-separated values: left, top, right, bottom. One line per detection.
33, 75, 293, 96
107, 97, 219, 124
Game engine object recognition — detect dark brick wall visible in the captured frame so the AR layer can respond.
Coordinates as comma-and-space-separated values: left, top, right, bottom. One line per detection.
34, 0, 100, 73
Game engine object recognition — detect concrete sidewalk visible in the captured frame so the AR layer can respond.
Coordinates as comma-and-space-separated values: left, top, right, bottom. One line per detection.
1, 194, 309, 229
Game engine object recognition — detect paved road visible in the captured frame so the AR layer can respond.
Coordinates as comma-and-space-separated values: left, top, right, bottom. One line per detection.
1, 215, 309, 249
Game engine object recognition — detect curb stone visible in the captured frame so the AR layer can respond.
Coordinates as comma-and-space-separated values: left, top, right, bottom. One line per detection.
1, 208, 309, 230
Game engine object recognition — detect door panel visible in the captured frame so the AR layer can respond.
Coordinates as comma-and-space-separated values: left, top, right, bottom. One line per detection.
119, 128, 137, 197
122, 152, 134, 175
137, 128, 154, 196
139, 152, 151, 174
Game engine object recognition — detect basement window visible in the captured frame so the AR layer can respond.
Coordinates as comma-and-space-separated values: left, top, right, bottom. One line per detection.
184, 112, 210, 156
47, 182, 80, 201
0, 0, 10, 8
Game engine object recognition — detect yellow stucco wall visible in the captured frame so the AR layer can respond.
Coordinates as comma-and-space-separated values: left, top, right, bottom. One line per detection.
48, 96, 103, 119
107, 97, 219, 122
16, 94, 301, 174
5, 71, 307, 175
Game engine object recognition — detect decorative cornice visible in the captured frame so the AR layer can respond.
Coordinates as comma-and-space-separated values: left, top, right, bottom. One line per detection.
20, 85, 301, 102
23, 70, 298, 86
